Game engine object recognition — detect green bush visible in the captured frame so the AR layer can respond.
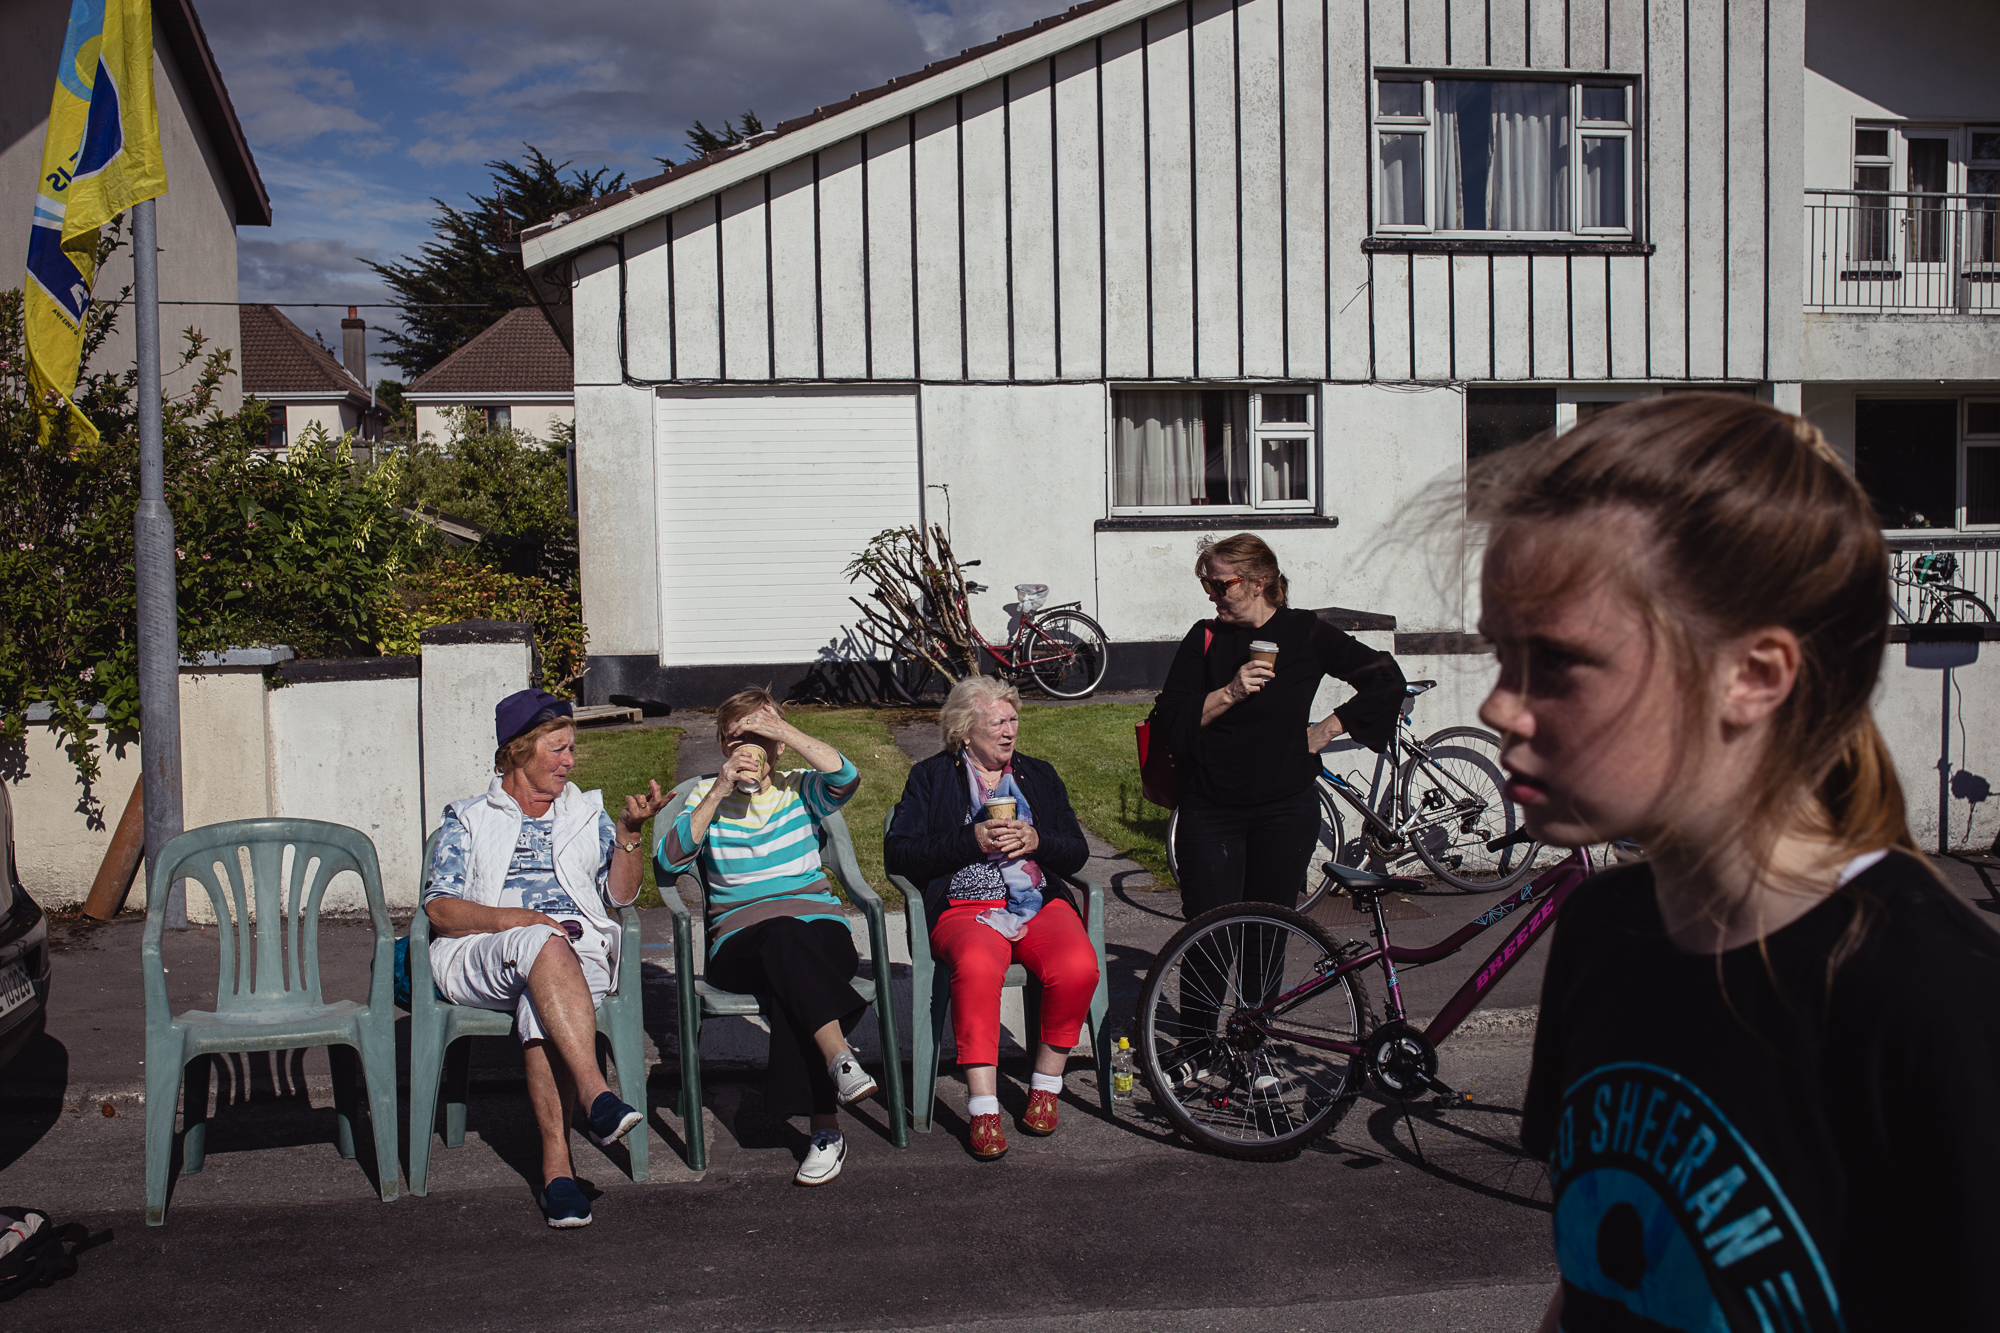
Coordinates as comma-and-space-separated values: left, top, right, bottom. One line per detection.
379, 559, 587, 695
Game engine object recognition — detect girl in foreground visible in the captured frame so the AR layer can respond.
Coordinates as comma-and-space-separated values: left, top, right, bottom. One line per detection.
1471, 395, 2000, 1331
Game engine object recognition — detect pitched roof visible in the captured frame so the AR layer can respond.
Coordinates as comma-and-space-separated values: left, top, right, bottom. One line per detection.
405, 307, 573, 396
160, 0, 271, 226
521, 0, 1168, 268
239, 304, 365, 397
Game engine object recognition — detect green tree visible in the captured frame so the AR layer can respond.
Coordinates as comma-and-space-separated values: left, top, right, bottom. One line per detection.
656, 110, 765, 169
376, 407, 578, 584
365, 146, 625, 376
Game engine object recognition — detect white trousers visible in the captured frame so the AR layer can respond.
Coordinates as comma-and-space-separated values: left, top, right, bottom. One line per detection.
434, 925, 612, 1043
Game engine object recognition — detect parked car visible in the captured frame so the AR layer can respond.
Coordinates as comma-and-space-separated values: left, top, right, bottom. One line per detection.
0, 781, 51, 1070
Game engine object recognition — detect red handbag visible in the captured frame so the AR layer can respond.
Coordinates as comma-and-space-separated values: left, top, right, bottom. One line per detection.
1135, 627, 1212, 810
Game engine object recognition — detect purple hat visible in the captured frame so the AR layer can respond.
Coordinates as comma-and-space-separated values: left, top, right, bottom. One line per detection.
495, 689, 573, 748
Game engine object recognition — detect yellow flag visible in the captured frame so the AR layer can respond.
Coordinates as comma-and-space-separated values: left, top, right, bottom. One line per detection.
24, 0, 168, 450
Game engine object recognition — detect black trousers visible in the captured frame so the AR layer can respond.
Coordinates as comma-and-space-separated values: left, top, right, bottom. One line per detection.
1171, 787, 1323, 1064
707, 917, 866, 1118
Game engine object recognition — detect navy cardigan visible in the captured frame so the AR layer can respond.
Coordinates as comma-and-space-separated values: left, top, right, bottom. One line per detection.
883, 749, 1091, 934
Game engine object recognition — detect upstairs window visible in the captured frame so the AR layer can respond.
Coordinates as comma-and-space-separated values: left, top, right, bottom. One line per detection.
1112, 388, 1317, 515
1374, 75, 1636, 238
264, 404, 287, 451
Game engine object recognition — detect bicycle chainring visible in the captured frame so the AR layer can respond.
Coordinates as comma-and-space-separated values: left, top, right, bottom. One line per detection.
1364, 1022, 1439, 1100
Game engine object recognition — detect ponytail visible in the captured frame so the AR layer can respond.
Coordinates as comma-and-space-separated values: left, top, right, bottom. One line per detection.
1819, 717, 1917, 856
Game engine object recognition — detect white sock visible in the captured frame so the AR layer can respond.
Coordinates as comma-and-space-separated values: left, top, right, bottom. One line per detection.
1030, 1072, 1063, 1094
968, 1094, 1000, 1117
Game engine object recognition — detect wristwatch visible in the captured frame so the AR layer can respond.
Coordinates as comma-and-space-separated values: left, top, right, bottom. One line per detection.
616, 833, 644, 854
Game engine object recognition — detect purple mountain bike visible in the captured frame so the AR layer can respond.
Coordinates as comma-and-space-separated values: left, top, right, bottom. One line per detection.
1133, 836, 1595, 1159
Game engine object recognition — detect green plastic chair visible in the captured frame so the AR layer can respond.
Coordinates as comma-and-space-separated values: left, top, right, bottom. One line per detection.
883, 802, 1114, 1133
143, 819, 400, 1225
406, 825, 649, 1194
656, 776, 908, 1171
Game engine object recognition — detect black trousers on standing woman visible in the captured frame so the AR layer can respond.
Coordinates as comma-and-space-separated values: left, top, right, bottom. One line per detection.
1170, 786, 1323, 1066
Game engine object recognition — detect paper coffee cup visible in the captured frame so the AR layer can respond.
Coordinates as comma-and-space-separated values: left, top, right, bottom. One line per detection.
1248, 640, 1279, 666
733, 744, 768, 794
984, 797, 1017, 822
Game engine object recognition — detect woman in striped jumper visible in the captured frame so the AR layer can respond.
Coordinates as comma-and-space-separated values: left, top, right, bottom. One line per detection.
658, 687, 874, 1186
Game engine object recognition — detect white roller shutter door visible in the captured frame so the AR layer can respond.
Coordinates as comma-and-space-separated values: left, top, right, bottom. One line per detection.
656, 389, 920, 666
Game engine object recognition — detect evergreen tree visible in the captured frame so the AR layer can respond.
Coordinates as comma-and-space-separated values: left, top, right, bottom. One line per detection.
656, 110, 765, 169
366, 146, 625, 376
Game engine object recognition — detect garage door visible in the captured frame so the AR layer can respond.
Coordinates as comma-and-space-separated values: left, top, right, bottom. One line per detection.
656, 389, 921, 666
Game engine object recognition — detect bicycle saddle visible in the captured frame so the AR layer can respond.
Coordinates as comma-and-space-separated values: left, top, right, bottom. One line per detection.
1404, 679, 1438, 697
1319, 861, 1426, 899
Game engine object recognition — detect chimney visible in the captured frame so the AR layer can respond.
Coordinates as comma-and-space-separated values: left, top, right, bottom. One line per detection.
340, 307, 366, 386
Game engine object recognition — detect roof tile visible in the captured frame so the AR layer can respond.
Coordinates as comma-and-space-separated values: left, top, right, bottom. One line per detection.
405, 307, 573, 396
240, 304, 365, 396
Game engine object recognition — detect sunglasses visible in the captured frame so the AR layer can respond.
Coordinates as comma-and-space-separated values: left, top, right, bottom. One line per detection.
1198, 576, 1244, 596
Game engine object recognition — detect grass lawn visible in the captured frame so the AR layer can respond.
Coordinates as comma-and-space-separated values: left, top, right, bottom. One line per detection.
570, 725, 683, 907
1016, 702, 1170, 879
782, 708, 911, 908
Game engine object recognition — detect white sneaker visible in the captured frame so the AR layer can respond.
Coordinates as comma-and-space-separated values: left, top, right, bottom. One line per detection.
795, 1130, 845, 1186
1250, 1074, 1281, 1093
830, 1050, 878, 1106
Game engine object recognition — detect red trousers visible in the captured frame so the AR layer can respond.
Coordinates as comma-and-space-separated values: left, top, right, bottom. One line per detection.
931, 896, 1099, 1067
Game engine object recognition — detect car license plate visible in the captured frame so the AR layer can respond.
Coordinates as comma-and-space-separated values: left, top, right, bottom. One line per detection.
0, 961, 31, 1019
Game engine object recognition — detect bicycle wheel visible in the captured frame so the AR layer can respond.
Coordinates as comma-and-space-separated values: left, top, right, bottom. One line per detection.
1164, 786, 1345, 905
1026, 609, 1110, 698
1927, 589, 1997, 624
885, 627, 949, 705
1398, 726, 1539, 891
1135, 903, 1369, 1160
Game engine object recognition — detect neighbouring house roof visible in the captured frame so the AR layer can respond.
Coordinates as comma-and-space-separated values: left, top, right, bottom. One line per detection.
239, 304, 366, 398
521, 0, 1160, 267
160, 0, 271, 226
405, 307, 574, 397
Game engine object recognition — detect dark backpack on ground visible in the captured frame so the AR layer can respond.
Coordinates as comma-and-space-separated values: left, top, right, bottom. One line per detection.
0, 1208, 84, 1298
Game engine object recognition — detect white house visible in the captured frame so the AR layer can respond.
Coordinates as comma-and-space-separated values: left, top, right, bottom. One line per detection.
239, 304, 386, 447
519, 0, 1997, 845
404, 305, 575, 444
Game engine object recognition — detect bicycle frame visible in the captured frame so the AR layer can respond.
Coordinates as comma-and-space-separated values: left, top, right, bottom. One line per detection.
1233, 846, 1595, 1056
939, 585, 1085, 677
1320, 713, 1496, 850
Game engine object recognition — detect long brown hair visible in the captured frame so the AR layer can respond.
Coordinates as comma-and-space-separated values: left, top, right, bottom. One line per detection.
1196, 533, 1290, 608
1468, 393, 1914, 894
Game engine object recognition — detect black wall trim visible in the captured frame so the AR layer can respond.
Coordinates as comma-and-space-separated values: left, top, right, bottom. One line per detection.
276, 656, 421, 683
1395, 631, 1493, 655
1362, 238, 1657, 257
1095, 514, 1339, 532
1885, 535, 2000, 552
420, 619, 533, 646
1317, 606, 1397, 632
1888, 624, 2000, 643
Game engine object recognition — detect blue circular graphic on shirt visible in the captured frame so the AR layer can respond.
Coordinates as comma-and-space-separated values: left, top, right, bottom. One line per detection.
1555, 1168, 1726, 1331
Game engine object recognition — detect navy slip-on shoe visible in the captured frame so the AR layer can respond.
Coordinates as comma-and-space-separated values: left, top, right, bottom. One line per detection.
539, 1176, 592, 1228
583, 1091, 643, 1147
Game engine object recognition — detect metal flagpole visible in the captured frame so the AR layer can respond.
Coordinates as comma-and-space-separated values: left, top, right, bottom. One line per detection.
132, 197, 185, 926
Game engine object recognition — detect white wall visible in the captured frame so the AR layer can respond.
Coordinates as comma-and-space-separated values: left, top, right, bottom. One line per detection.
420, 638, 533, 831
6, 723, 143, 911
414, 400, 573, 444
266, 678, 424, 910
1875, 641, 2000, 853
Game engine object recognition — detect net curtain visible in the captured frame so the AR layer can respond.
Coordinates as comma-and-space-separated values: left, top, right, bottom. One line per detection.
1437, 81, 1569, 232
1116, 391, 1246, 508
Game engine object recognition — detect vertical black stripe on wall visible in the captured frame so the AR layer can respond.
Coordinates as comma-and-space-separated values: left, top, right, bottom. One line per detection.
955, 93, 969, 381
1050, 57, 1063, 381
1523, 0, 1532, 67
1761, 0, 1770, 382
1444, 0, 1452, 65
1526, 255, 1536, 377
1602, 0, 1611, 69
1142, 17, 1157, 379
1322, 0, 1333, 380
1603, 254, 1612, 376
1406, 252, 1416, 379
1187, 0, 1201, 379
1720, 0, 1730, 378
1564, 0, 1571, 68
807, 162, 823, 379
908, 114, 922, 381
1096, 38, 1108, 379
1642, 0, 1652, 378
766, 170, 779, 379
1277, 0, 1291, 378
1681, 0, 1691, 379
1486, 253, 1496, 377
860, 132, 874, 380
1003, 74, 1017, 383
1233, 0, 1245, 378
1362, 0, 1375, 381
666, 209, 678, 380
1402, 0, 1411, 62
714, 193, 726, 380
1447, 256, 1457, 380
1564, 252, 1574, 378
1485, 0, 1493, 67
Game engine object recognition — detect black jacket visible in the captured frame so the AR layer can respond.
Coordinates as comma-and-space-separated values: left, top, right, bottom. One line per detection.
883, 749, 1091, 933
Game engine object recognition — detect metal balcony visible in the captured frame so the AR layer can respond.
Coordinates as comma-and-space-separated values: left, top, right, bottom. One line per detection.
1805, 190, 2000, 314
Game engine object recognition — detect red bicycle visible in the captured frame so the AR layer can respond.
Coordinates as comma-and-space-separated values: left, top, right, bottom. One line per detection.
886, 561, 1111, 703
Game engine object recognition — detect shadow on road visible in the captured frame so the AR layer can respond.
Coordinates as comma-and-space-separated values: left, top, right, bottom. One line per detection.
0, 1027, 66, 1172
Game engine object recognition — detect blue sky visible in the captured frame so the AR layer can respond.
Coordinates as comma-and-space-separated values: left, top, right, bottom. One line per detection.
198, 0, 1056, 383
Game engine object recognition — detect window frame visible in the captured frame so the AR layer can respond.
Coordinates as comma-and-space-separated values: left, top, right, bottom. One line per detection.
1106, 384, 1321, 518
1965, 397, 2000, 530
1854, 393, 2000, 534
1371, 70, 1641, 242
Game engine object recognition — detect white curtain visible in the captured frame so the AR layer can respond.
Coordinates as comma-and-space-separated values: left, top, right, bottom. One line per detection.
1115, 391, 1204, 507
1437, 81, 1568, 231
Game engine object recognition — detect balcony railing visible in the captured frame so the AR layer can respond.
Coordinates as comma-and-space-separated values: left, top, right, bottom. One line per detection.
1805, 189, 2000, 314
1888, 535, 2000, 624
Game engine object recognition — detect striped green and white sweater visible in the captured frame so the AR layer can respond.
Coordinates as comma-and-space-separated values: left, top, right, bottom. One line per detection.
660, 756, 859, 953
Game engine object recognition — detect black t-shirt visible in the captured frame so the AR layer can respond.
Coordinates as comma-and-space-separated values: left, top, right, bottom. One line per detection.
1153, 606, 1406, 808
1521, 851, 2000, 1331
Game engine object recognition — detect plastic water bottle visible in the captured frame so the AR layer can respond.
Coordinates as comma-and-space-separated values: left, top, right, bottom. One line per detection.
1111, 1037, 1135, 1101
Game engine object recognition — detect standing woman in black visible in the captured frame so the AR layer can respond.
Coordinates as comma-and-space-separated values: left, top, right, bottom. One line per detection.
1152, 533, 1408, 918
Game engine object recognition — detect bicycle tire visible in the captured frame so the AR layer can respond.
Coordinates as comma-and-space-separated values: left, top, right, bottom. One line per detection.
1163, 785, 1349, 907
885, 627, 949, 705
1135, 902, 1368, 1160
1398, 726, 1539, 891
1926, 589, 1997, 624
1025, 609, 1110, 698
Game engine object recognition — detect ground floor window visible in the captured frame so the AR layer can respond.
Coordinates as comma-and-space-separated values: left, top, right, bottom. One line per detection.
1111, 388, 1316, 514
264, 405, 287, 451
1855, 397, 2000, 530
